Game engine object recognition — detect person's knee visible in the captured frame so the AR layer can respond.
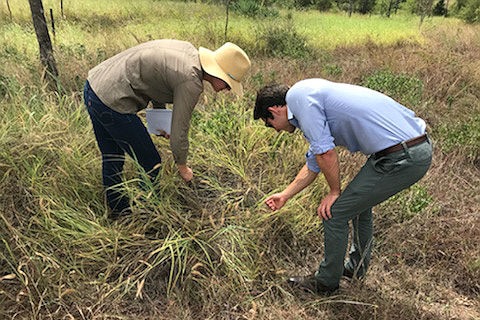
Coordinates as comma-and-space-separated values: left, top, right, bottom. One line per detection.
323, 213, 348, 232
329, 204, 351, 222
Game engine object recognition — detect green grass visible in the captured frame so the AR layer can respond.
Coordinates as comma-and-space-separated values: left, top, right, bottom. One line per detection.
0, 1, 460, 59
435, 113, 480, 159
293, 11, 462, 48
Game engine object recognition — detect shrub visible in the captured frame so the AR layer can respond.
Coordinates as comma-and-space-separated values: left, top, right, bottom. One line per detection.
255, 18, 315, 59
460, 0, 480, 23
436, 114, 480, 160
387, 185, 433, 222
314, 0, 334, 11
231, 0, 279, 17
361, 69, 423, 108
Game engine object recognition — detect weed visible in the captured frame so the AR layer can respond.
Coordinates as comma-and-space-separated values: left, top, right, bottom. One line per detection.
232, 0, 280, 18
435, 114, 480, 160
255, 18, 315, 59
0, 74, 20, 100
323, 63, 343, 77
361, 69, 424, 108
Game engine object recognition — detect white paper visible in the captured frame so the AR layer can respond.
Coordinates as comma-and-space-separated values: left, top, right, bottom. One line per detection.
146, 109, 173, 135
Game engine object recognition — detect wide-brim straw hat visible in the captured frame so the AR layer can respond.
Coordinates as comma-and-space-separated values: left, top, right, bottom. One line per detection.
199, 42, 251, 96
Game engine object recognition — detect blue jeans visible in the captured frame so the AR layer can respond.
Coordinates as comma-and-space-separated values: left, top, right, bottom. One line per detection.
315, 139, 433, 288
83, 81, 161, 212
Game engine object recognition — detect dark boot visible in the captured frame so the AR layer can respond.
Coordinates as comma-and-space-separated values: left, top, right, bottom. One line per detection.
287, 274, 339, 295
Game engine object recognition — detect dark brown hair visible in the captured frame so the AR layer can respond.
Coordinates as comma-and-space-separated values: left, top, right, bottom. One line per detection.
253, 84, 289, 120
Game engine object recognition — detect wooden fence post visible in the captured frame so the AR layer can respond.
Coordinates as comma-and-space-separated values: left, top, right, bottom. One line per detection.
6, 0, 13, 20
28, 0, 59, 89
50, 8, 55, 39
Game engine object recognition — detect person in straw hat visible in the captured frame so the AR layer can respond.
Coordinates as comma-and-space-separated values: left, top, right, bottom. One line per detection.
83, 39, 251, 219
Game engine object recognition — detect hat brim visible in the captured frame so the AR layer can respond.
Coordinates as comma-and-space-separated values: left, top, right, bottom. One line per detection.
199, 47, 243, 96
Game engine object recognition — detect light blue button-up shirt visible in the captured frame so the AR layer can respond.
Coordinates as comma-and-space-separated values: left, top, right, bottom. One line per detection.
286, 79, 426, 173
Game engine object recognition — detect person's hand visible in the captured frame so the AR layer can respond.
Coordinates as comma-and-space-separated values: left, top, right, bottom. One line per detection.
177, 164, 193, 182
156, 130, 170, 139
317, 192, 340, 220
265, 193, 289, 211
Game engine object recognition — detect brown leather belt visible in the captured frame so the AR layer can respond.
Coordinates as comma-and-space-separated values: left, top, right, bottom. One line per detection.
374, 134, 428, 158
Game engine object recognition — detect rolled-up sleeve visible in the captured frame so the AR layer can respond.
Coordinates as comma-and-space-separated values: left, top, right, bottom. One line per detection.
305, 149, 321, 173
289, 94, 335, 164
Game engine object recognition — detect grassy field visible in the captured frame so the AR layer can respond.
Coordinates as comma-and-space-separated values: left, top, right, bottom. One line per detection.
1, 0, 479, 319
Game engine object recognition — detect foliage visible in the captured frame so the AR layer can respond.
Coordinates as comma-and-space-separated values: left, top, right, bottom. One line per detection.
435, 114, 480, 160
315, 0, 335, 11
432, 0, 447, 15
255, 17, 315, 58
459, 0, 480, 23
231, 0, 280, 17
402, 0, 424, 15
358, 0, 377, 13
386, 185, 434, 221
334, 0, 377, 14
323, 63, 343, 76
0, 74, 20, 99
376, 0, 403, 17
361, 69, 424, 108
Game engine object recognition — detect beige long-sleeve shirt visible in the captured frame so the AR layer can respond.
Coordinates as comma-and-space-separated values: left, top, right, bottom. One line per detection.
87, 39, 204, 165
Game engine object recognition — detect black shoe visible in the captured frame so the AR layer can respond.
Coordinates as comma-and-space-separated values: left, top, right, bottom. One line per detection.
287, 274, 339, 295
343, 267, 364, 279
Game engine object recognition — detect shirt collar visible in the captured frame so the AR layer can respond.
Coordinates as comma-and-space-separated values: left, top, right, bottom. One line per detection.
287, 105, 299, 128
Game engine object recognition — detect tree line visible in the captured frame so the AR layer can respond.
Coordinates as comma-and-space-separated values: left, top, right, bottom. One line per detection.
186, 0, 480, 23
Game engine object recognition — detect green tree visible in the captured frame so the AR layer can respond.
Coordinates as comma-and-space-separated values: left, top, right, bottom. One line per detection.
460, 0, 480, 22
358, 0, 376, 13
313, 0, 334, 10
376, 0, 402, 17
405, 0, 434, 23
294, 0, 315, 8
336, 0, 376, 14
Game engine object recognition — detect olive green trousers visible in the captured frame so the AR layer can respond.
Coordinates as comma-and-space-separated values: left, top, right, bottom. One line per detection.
315, 139, 433, 288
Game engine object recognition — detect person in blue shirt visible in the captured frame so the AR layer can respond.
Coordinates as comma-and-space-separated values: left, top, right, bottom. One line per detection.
253, 79, 433, 295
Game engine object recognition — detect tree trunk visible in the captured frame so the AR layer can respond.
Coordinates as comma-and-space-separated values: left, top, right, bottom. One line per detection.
28, 0, 59, 87
386, 0, 394, 17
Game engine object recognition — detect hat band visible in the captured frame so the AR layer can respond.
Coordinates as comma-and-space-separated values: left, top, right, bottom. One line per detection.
227, 72, 238, 81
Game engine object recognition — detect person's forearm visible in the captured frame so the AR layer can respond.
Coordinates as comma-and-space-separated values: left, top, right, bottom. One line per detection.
282, 164, 318, 199
169, 128, 188, 165
315, 150, 341, 195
